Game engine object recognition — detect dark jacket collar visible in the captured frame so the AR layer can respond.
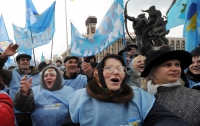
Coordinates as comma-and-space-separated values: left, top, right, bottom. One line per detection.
63, 71, 78, 79
186, 70, 200, 83
16, 66, 39, 75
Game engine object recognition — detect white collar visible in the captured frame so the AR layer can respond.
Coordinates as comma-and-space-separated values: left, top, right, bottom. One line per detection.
147, 80, 181, 95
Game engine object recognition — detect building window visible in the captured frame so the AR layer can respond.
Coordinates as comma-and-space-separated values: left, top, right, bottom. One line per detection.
181, 40, 185, 50
91, 27, 95, 33
176, 40, 180, 46
170, 40, 174, 46
181, 40, 185, 46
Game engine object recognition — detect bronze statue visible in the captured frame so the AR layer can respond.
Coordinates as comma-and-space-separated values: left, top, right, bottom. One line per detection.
124, 0, 169, 56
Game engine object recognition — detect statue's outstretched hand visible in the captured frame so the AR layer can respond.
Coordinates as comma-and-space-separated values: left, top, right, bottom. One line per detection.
2, 43, 18, 57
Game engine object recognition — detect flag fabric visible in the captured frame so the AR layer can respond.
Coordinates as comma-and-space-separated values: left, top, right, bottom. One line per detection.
18, 49, 32, 56
0, 15, 9, 42
12, 15, 55, 51
0, 40, 13, 69
166, 0, 187, 30
70, 0, 124, 57
26, 0, 56, 33
0, 41, 11, 52
41, 52, 45, 62
0, 39, 13, 54
4, 57, 11, 69
184, 0, 200, 52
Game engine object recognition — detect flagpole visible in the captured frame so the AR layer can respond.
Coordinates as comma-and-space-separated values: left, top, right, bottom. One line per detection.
50, 37, 54, 61
65, 0, 69, 56
30, 29, 36, 66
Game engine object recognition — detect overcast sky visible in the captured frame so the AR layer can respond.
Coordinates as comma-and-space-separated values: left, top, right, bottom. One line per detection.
0, 0, 183, 61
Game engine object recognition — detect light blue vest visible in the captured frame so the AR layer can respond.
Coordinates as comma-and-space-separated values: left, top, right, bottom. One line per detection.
67, 86, 155, 126
31, 85, 74, 126
9, 68, 40, 113
187, 79, 200, 88
62, 74, 87, 90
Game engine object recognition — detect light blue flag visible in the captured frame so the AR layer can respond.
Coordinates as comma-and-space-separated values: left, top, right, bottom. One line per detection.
0, 15, 9, 42
0, 40, 13, 69
4, 57, 11, 69
70, 0, 124, 57
41, 52, 45, 62
166, 0, 187, 30
18, 49, 32, 56
184, 0, 200, 52
12, 15, 55, 50
26, 0, 56, 33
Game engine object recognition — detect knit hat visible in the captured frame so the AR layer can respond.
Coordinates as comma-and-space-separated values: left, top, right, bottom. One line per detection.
38, 62, 48, 71
141, 50, 192, 77
56, 59, 62, 64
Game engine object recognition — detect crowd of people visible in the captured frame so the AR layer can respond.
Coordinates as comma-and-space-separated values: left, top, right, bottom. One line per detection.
1, 42, 200, 126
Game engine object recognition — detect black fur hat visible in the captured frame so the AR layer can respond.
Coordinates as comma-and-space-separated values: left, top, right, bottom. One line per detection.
141, 50, 192, 77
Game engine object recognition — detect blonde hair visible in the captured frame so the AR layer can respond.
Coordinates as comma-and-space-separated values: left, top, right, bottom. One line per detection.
132, 55, 146, 69
141, 66, 185, 90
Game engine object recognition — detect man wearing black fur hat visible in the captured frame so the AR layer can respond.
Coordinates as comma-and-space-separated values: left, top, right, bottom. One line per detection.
62, 56, 93, 90
0, 44, 40, 126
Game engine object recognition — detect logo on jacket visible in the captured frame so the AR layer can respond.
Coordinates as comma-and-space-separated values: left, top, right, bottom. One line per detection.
44, 103, 61, 110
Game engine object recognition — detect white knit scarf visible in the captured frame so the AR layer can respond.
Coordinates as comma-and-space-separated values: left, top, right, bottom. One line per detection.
147, 80, 181, 95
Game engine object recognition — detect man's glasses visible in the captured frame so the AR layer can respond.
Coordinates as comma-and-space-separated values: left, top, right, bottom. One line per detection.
103, 66, 127, 75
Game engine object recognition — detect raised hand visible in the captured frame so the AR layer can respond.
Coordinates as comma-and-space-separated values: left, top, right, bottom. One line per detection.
2, 43, 18, 57
81, 62, 93, 77
20, 75, 32, 96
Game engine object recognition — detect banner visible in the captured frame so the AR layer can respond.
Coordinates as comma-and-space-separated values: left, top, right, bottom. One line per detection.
12, 17, 55, 51
70, 0, 124, 57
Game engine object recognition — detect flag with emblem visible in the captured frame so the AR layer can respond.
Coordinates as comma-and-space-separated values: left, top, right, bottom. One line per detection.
184, 0, 200, 52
